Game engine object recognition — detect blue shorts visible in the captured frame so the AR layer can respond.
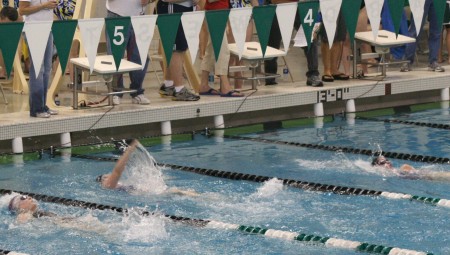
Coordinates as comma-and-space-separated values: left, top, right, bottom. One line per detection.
157, 1, 192, 52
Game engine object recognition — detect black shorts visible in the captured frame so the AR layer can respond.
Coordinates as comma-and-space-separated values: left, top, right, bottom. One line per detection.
157, 1, 192, 51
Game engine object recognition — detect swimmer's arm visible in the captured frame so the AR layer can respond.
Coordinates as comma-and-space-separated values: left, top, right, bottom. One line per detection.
103, 140, 139, 189
167, 187, 199, 197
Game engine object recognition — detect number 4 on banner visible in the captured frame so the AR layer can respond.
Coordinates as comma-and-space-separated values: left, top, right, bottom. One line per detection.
298, 1, 319, 49
105, 17, 131, 71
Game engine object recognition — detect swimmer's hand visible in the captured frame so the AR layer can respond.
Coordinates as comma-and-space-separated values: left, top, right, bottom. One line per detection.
400, 164, 415, 172
167, 187, 199, 197
16, 212, 33, 223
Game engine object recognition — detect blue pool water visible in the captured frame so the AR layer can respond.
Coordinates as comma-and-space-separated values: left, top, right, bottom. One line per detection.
1, 107, 450, 254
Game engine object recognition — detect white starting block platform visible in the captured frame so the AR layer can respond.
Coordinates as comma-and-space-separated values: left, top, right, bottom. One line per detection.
353, 30, 416, 78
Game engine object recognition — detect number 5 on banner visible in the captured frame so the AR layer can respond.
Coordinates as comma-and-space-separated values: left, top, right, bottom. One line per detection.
113, 26, 125, 46
105, 17, 131, 70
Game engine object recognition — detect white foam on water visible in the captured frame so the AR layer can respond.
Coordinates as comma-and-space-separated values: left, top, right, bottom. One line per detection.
120, 143, 168, 194
250, 178, 285, 198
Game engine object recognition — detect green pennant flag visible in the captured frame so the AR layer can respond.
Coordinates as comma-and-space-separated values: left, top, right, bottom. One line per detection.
433, 0, 447, 31
0, 22, 23, 79
387, 0, 405, 36
298, 1, 320, 49
105, 17, 131, 71
157, 13, 182, 67
52, 20, 77, 74
205, 9, 230, 61
444, 2, 450, 24
342, 0, 362, 44
252, 5, 276, 57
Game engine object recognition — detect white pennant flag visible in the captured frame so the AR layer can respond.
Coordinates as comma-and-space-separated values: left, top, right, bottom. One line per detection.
181, 11, 205, 64
320, 0, 342, 47
229, 8, 252, 60
131, 15, 158, 69
276, 3, 297, 53
409, 0, 426, 35
23, 21, 53, 78
78, 18, 104, 73
365, 0, 385, 40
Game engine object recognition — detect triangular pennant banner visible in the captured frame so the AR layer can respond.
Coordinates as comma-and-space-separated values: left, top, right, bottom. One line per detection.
131, 15, 158, 70
52, 20, 77, 74
23, 21, 53, 79
298, 1, 320, 49
433, 0, 447, 31
276, 3, 297, 53
181, 11, 205, 64
105, 17, 131, 71
365, 0, 385, 40
387, 0, 405, 36
409, 0, 426, 35
78, 18, 104, 73
157, 13, 182, 66
320, 0, 343, 47
253, 5, 276, 57
341, 0, 362, 44
0, 22, 24, 78
205, 9, 230, 61
229, 8, 252, 60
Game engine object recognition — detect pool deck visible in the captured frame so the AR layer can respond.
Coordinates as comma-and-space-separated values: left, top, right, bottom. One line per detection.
0, 45, 449, 153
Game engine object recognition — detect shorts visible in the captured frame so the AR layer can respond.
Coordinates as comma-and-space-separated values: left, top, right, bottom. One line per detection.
157, 1, 192, 52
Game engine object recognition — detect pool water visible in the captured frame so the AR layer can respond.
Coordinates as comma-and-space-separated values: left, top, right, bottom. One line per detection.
1, 107, 450, 255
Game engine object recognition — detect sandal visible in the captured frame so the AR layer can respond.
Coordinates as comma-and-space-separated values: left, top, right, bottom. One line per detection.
199, 88, 220, 96
332, 73, 350, 80
220, 90, 244, 97
322, 75, 334, 82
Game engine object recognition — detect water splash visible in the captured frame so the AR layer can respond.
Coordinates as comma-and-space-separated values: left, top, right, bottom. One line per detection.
251, 178, 284, 198
120, 143, 168, 194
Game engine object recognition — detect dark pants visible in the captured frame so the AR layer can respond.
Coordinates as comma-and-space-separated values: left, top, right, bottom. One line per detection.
264, 13, 319, 84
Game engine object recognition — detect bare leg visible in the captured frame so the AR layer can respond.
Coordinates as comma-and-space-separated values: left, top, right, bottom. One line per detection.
446, 27, 450, 64
331, 42, 343, 75
357, 7, 370, 74
341, 34, 351, 76
321, 42, 332, 77
169, 52, 184, 87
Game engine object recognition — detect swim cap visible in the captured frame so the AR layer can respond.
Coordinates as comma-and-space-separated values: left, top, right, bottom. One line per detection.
8, 195, 21, 212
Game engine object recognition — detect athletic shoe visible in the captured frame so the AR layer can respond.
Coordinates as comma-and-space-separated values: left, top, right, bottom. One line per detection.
132, 94, 150, 105
400, 63, 412, 72
173, 87, 200, 101
306, 75, 323, 87
428, 62, 445, 72
47, 109, 58, 115
34, 112, 50, 118
112, 95, 120, 105
159, 84, 175, 97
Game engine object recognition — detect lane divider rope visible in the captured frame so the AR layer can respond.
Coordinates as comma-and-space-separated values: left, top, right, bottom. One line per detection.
69, 154, 450, 209
355, 116, 450, 130
1, 250, 30, 255
224, 135, 450, 164
0, 189, 433, 255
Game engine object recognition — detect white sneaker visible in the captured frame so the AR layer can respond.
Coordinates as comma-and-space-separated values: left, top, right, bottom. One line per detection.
132, 94, 150, 105
47, 109, 58, 115
112, 95, 120, 105
35, 112, 50, 118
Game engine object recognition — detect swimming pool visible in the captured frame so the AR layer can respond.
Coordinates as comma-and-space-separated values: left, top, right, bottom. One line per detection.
1, 105, 449, 255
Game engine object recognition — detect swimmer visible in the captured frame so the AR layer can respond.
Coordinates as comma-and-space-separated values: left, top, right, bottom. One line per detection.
8, 194, 56, 223
96, 139, 198, 196
372, 155, 450, 182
